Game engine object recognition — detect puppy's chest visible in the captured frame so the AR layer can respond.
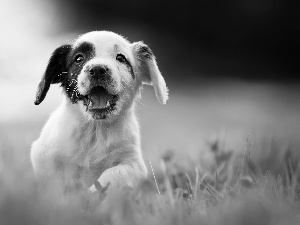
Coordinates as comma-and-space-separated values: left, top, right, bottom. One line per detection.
67, 130, 110, 167
55, 127, 113, 179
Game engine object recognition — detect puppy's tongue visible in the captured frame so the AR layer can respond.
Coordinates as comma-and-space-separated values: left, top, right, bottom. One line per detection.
89, 87, 112, 109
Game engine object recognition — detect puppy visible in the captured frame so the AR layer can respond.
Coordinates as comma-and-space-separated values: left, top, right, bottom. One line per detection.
31, 31, 168, 192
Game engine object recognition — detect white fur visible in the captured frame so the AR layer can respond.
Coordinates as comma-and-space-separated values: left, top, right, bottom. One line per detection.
31, 31, 168, 193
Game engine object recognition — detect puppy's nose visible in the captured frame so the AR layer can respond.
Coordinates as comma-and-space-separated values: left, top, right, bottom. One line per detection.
89, 65, 109, 80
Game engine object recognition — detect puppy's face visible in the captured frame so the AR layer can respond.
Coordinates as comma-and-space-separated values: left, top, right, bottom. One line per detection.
34, 31, 168, 122
72, 32, 140, 120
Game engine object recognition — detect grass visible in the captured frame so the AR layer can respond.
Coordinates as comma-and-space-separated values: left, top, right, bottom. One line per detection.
0, 134, 300, 225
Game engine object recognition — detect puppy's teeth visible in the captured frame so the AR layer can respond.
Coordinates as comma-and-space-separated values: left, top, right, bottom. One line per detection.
106, 101, 110, 107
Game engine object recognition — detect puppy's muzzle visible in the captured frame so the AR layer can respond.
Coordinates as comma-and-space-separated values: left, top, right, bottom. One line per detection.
88, 65, 110, 82
87, 65, 112, 86
78, 57, 121, 97
79, 64, 119, 119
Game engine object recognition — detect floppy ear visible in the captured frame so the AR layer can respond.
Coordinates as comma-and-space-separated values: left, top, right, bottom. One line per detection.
133, 42, 169, 104
34, 44, 71, 105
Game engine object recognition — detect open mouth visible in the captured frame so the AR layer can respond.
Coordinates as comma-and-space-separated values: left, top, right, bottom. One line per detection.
83, 86, 118, 119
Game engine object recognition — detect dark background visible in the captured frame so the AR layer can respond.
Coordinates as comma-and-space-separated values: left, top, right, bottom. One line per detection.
52, 0, 300, 84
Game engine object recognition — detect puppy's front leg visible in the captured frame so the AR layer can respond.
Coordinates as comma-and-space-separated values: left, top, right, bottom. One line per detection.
97, 160, 147, 192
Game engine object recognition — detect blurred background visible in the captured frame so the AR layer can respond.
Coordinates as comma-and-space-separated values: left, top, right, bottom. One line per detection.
0, 0, 299, 169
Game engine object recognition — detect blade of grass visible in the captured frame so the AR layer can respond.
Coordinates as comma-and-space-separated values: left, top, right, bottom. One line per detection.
149, 158, 161, 195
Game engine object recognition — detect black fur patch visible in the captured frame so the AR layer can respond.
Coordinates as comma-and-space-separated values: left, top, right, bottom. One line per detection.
124, 60, 135, 79
129, 64, 135, 79
138, 44, 153, 59
62, 42, 96, 103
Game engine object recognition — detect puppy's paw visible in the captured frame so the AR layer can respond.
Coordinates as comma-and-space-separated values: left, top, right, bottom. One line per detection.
89, 181, 110, 193
89, 184, 97, 193
95, 180, 110, 194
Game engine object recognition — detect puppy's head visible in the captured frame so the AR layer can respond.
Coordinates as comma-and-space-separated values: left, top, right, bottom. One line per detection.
35, 31, 168, 121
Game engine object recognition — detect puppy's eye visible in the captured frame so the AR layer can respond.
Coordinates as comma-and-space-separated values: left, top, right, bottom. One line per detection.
116, 54, 127, 63
75, 54, 84, 63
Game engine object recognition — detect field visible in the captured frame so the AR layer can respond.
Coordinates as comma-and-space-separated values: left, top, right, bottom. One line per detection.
1, 81, 300, 225
1, 128, 300, 225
